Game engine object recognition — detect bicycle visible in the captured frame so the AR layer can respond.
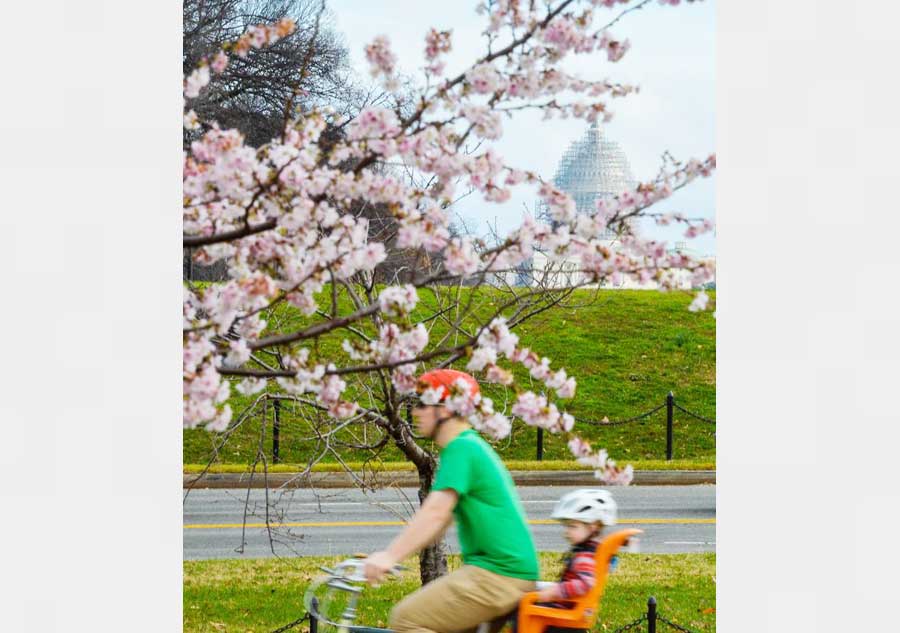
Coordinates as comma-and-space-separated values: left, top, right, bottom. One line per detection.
302, 529, 642, 633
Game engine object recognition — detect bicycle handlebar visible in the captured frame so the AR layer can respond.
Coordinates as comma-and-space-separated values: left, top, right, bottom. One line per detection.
323, 557, 406, 583
303, 556, 406, 628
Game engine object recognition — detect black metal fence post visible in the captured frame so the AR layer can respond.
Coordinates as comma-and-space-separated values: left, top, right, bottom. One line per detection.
665, 392, 674, 461
310, 597, 318, 633
273, 399, 281, 464
647, 596, 657, 633
536, 427, 544, 461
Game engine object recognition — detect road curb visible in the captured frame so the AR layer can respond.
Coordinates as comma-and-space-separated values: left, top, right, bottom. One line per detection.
183, 469, 715, 489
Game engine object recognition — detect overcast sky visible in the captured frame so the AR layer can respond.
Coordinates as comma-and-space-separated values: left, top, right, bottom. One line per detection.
328, 0, 716, 256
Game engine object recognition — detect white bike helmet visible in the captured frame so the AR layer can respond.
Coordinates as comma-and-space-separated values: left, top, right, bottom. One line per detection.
551, 489, 618, 526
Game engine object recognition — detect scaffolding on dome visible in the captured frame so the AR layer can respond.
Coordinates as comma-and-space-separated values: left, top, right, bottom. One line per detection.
537, 121, 637, 226
513, 123, 637, 286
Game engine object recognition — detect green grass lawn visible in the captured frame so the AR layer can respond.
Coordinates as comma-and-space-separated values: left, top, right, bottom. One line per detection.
183, 553, 716, 633
184, 287, 715, 467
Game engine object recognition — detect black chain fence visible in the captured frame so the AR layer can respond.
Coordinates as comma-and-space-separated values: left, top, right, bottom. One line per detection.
672, 402, 716, 425
535, 391, 715, 461
607, 596, 706, 633
657, 613, 702, 633
576, 403, 667, 426
610, 613, 648, 632
269, 612, 309, 633
248, 391, 715, 465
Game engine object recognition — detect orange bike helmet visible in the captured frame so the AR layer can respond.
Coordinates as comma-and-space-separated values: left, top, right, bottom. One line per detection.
416, 369, 480, 402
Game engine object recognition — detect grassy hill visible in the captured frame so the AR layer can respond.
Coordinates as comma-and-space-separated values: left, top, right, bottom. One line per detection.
184, 287, 715, 466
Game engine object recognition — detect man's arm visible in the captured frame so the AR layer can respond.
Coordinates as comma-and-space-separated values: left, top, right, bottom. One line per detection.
435, 508, 455, 541
364, 489, 458, 583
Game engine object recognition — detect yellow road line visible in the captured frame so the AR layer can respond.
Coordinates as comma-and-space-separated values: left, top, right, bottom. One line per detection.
184, 518, 715, 530
530, 518, 714, 525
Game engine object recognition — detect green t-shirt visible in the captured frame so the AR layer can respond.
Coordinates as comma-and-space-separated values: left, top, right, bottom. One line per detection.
431, 429, 539, 580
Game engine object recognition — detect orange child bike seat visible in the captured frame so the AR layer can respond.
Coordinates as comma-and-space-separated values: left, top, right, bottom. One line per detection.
516, 529, 643, 633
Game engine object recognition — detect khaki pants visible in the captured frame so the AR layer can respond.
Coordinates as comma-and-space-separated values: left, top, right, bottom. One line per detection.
390, 565, 535, 633
388, 565, 535, 633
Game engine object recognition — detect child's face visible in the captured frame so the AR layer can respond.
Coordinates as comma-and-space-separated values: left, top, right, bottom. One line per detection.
563, 519, 599, 545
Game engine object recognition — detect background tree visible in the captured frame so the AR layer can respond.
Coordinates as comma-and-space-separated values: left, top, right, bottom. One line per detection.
183, 0, 352, 148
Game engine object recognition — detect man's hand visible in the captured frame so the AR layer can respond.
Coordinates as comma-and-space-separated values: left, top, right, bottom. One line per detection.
364, 550, 396, 586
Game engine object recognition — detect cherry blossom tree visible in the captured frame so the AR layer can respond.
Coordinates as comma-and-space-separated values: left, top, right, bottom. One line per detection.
183, 0, 715, 581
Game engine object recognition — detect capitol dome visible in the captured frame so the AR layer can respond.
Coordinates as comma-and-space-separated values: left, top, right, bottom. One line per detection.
515, 123, 637, 287
538, 122, 637, 225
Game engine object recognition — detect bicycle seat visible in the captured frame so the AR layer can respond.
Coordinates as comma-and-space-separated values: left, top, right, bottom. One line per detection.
516, 529, 642, 633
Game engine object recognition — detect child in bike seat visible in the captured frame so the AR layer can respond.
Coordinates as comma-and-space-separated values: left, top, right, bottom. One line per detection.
510, 489, 619, 633
536, 489, 619, 607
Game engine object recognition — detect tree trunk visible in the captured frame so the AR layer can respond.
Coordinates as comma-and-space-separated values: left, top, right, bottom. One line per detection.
389, 413, 449, 585
416, 460, 449, 585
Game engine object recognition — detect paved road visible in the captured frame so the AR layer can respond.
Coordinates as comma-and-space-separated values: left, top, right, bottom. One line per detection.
184, 484, 715, 560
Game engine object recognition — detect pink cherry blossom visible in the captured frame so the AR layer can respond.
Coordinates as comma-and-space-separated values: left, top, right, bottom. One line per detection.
422, 208, 451, 252
183, 110, 200, 130
556, 376, 577, 399
184, 66, 210, 99
477, 318, 519, 358
598, 32, 631, 62
346, 107, 401, 141
235, 377, 266, 396
538, 182, 576, 223
596, 463, 634, 486
419, 386, 445, 406
233, 18, 295, 57
183, 336, 214, 378
365, 35, 397, 78
318, 373, 346, 405
392, 368, 419, 394
378, 284, 419, 318
477, 413, 512, 440
211, 51, 229, 74
203, 405, 233, 433
424, 28, 452, 60
484, 364, 514, 385
542, 17, 584, 53
225, 339, 252, 366
579, 447, 609, 469
329, 400, 359, 419
688, 290, 710, 312
505, 169, 527, 186
466, 62, 506, 94
445, 378, 480, 416
466, 148, 505, 191
444, 238, 480, 277
461, 105, 503, 140
466, 347, 498, 372
568, 436, 593, 459
511, 391, 548, 426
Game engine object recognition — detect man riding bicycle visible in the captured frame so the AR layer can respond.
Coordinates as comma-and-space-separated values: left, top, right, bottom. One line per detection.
364, 368, 539, 633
